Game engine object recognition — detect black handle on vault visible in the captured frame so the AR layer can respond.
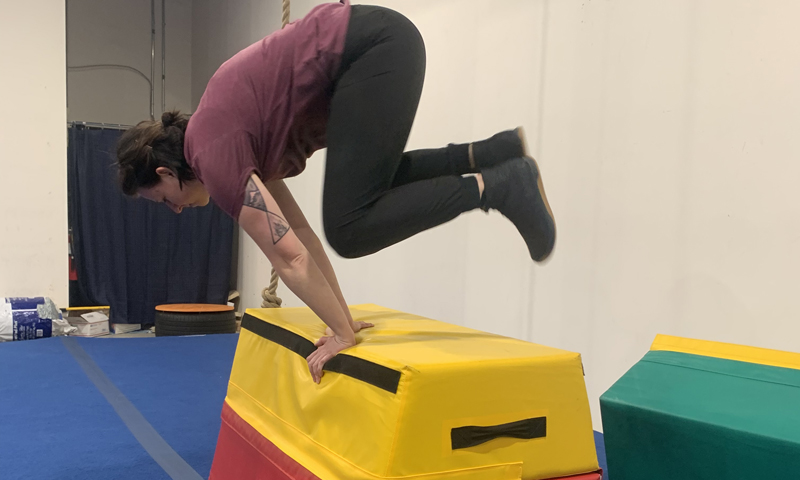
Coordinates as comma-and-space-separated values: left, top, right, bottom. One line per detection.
451, 417, 547, 450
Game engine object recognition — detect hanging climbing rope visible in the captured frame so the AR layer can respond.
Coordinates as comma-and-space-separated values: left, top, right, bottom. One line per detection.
261, 0, 291, 309
282, 0, 291, 28
261, 267, 282, 308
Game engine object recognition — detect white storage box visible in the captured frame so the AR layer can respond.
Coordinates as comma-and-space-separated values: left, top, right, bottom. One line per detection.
66, 307, 110, 337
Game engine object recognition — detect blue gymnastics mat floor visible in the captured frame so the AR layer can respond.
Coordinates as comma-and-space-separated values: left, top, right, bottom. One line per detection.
0, 334, 607, 479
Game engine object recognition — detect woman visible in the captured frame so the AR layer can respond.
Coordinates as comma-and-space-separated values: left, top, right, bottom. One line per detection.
116, 1, 555, 383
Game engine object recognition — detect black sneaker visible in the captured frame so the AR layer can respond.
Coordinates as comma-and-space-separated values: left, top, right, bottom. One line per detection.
469, 127, 529, 171
481, 156, 556, 262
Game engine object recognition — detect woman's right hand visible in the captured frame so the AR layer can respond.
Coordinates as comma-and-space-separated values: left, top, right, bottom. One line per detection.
325, 320, 374, 337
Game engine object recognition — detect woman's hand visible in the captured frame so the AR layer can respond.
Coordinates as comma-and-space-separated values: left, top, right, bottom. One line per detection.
324, 321, 375, 337
310, 322, 374, 383
307, 335, 356, 383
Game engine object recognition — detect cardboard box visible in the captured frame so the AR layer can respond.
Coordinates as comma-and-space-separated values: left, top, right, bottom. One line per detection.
112, 323, 142, 335
66, 307, 110, 337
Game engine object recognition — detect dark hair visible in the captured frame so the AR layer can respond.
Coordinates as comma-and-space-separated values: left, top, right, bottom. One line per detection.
116, 110, 195, 196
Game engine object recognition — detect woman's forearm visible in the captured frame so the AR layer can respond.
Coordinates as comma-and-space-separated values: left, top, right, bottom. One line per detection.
294, 226, 355, 328
274, 250, 355, 343
238, 175, 354, 345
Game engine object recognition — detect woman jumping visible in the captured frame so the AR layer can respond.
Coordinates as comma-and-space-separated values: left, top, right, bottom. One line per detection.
116, 1, 555, 383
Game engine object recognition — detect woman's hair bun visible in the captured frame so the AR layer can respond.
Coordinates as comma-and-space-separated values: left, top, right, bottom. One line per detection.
161, 110, 189, 132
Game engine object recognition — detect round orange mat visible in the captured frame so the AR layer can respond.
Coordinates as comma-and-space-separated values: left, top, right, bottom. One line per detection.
155, 303, 234, 313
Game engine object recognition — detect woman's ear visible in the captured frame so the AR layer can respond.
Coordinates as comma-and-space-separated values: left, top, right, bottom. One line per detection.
155, 166, 176, 178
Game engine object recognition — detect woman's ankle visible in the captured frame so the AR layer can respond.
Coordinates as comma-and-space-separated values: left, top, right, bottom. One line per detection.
475, 173, 485, 198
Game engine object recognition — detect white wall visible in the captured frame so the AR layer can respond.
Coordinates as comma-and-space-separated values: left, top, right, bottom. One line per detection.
531, 0, 800, 430
68, 0, 193, 125
0, 0, 68, 304
191, 0, 281, 108
192, 0, 800, 431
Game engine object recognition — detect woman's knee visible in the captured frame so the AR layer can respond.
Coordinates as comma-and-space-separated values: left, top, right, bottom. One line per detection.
323, 222, 363, 259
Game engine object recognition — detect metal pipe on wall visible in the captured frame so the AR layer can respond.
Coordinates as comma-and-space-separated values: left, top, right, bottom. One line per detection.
66, 0, 158, 123
150, 0, 155, 120
161, 0, 166, 114
65, 0, 69, 117
68, 121, 134, 131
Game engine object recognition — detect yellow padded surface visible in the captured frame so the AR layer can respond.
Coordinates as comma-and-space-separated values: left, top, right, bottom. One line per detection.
651, 334, 800, 371
227, 304, 599, 480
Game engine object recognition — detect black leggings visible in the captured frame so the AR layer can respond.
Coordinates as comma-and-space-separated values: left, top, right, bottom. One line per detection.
324, 5, 481, 259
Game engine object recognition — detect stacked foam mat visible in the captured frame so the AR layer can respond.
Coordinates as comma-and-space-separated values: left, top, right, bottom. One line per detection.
210, 304, 601, 480
601, 334, 800, 479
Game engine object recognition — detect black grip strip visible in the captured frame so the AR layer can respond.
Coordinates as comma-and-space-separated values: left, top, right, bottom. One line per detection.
451, 417, 547, 450
241, 313, 401, 394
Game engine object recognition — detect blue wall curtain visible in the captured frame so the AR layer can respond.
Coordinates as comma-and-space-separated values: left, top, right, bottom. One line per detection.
68, 126, 235, 325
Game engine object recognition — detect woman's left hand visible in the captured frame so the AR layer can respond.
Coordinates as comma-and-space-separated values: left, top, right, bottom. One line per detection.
308, 335, 356, 383
311, 322, 373, 383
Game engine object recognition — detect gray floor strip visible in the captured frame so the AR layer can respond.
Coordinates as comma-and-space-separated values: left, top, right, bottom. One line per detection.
62, 337, 204, 480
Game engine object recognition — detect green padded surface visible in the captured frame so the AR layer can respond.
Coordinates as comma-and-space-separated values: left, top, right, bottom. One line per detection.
600, 350, 800, 480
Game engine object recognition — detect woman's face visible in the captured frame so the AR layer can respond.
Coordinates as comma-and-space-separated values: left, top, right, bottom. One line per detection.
138, 167, 210, 214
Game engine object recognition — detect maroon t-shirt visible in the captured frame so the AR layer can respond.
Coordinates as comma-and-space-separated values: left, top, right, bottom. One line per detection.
185, 0, 351, 220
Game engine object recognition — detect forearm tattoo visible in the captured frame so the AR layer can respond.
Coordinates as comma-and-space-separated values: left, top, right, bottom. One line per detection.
244, 177, 290, 245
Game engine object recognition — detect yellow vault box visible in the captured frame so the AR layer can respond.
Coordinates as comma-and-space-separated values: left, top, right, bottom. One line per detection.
225, 304, 599, 480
